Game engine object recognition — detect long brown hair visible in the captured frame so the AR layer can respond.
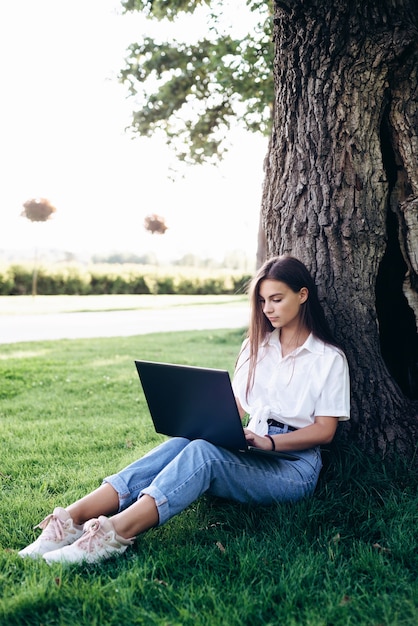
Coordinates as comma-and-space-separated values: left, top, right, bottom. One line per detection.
240, 255, 342, 395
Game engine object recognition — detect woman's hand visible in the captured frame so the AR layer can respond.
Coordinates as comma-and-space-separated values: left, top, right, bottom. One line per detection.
244, 429, 273, 451
244, 416, 339, 452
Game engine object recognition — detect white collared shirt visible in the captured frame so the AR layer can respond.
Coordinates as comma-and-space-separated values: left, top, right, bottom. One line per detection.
232, 330, 350, 434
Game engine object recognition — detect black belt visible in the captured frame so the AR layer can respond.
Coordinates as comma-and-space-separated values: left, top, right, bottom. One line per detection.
267, 418, 297, 431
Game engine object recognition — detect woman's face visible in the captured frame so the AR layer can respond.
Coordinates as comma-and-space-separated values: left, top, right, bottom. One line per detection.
258, 279, 308, 331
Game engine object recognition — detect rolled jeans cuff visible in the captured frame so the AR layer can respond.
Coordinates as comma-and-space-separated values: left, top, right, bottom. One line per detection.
140, 486, 169, 526
102, 474, 135, 512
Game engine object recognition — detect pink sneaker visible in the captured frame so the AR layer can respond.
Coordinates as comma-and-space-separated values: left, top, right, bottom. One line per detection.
18, 507, 84, 558
43, 516, 135, 565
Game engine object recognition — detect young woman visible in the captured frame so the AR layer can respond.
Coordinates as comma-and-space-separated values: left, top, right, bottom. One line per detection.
19, 256, 350, 565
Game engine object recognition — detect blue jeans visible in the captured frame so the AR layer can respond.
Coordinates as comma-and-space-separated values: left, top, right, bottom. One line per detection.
103, 427, 322, 526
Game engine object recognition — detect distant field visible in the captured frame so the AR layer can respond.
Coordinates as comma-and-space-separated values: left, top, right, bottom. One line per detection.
0, 294, 247, 316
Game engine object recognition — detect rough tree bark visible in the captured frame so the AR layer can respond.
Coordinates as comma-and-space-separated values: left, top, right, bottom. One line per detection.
261, 0, 418, 458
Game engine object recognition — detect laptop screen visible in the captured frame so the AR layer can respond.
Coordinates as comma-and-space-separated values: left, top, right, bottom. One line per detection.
135, 360, 248, 450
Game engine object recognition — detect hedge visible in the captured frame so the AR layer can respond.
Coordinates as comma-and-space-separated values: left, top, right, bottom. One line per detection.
0, 264, 251, 296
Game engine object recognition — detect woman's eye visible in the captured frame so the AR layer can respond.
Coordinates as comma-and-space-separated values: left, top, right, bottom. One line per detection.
272, 299, 282, 303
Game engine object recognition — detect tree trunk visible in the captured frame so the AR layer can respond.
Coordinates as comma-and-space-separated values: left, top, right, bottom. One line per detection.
261, 0, 418, 458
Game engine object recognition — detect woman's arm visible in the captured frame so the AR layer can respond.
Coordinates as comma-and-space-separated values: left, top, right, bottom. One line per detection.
244, 415, 339, 452
235, 397, 247, 420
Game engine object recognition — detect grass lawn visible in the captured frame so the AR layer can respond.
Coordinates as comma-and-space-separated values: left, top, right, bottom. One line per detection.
0, 328, 417, 625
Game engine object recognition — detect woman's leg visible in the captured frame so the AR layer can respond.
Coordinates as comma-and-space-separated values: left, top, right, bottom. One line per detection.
18, 437, 189, 559
110, 494, 158, 538
65, 438, 192, 526
40, 438, 321, 565
66, 483, 120, 526
101, 437, 191, 512
113, 438, 322, 537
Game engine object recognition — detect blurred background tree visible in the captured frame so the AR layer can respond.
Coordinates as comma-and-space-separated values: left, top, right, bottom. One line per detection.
21, 197, 57, 296
144, 213, 169, 234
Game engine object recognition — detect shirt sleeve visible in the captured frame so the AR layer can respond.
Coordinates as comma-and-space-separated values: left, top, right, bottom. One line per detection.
231, 339, 251, 411
314, 350, 350, 421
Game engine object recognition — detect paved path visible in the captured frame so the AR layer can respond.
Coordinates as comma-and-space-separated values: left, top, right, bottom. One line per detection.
0, 304, 249, 344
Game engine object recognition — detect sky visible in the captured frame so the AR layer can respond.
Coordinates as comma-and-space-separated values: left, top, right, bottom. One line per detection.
0, 0, 267, 263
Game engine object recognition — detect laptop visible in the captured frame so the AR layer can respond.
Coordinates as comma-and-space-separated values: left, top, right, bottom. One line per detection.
134, 360, 299, 461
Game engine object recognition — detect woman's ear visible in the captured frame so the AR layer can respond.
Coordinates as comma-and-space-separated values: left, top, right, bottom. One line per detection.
299, 287, 309, 304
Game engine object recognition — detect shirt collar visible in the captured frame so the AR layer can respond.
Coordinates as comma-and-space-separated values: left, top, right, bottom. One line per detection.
301, 333, 325, 354
266, 330, 325, 355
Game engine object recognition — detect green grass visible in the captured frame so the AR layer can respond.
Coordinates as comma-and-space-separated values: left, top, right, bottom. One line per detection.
0, 329, 417, 626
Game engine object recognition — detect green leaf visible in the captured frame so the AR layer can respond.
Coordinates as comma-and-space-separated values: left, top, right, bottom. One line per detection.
119, 0, 273, 163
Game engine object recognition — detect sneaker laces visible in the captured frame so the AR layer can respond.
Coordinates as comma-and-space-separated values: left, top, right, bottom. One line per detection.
35, 512, 68, 543
76, 518, 133, 554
